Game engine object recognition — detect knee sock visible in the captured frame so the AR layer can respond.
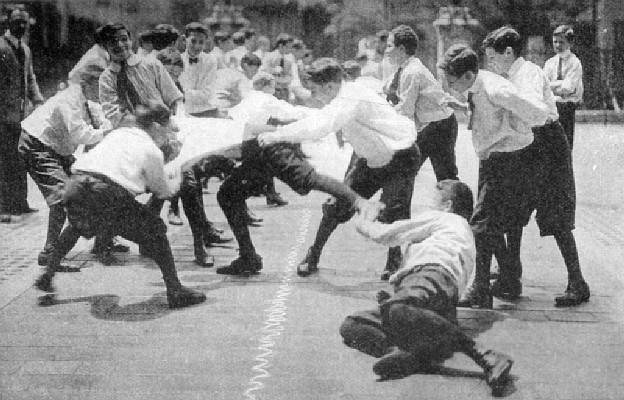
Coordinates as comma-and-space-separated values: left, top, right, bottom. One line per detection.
44, 225, 81, 276
554, 230, 584, 283
309, 213, 339, 257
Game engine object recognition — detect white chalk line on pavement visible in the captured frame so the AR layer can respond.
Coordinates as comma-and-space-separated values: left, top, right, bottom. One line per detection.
243, 206, 312, 400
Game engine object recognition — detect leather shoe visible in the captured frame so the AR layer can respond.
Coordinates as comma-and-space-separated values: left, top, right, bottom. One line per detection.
373, 347, 433, 379
203, 228, 233, 246
380, 271, 392, 281
167, 286, 206, 308
555, 280, 590, 307
480, 350, 513, 393
34, 273, 55, 293
0, 213, 11, 223
297, 249, 319, 277
490, 278, 522, 300
217, 254, 262, 276
266, 192, 288, 207
457, 283, 493, 309
193, 242, 214, 267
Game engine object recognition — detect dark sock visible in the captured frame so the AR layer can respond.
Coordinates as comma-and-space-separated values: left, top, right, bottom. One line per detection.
44, 204, 66, 253
554, 230, 584, 283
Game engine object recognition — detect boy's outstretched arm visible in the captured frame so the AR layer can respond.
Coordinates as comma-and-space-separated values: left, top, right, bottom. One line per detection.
355, 213, 434, 247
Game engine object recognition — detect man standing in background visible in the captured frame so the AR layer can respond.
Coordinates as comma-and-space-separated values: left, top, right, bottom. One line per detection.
0, 8, 44, 223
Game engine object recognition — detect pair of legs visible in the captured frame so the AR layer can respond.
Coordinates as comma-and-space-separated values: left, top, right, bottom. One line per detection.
461, 149, 533, 309
146, 160, 232, 267
492, 122, 588, 306
216, 140, 363, 275
416, 114, 459, 181
556, 102, 576, 150
35, 173, 205, 308
18, 134, 75, 268
1, 122, 32, 221
340, 265, 512, 394
299, 144, 420, 279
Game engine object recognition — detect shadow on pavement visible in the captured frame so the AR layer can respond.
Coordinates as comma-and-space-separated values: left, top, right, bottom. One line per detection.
37, 293, 217, 321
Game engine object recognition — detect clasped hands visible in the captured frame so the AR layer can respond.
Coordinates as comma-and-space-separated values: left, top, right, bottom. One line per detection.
354, 197, 385, 222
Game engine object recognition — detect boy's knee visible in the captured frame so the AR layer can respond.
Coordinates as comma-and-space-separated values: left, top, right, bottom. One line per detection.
322, 198, 353, 223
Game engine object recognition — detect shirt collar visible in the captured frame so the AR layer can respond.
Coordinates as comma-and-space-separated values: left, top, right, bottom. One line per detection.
558, 49, 572, 60
467, 70, 484, 95
507, 56, 525, 78
110, 53, 140, 72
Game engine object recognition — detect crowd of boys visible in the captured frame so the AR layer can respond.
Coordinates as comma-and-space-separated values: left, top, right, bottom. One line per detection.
0, 9, 587, 394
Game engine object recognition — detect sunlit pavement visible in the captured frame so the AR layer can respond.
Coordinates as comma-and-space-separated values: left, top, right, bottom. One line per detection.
1, 122, 623, 400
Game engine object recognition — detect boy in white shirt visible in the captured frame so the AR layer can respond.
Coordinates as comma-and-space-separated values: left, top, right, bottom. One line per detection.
439, 44, 551, 309
34, 103, 206, 309
179, 22, 219, 118
19, 64, 112, 270
340, 180, 513, 395
258, 58, 420, 280
482, 26, 588, 306
543, 25, 583, 149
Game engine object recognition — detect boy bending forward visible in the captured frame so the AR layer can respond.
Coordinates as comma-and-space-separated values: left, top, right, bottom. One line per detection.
340, 180, 513, 395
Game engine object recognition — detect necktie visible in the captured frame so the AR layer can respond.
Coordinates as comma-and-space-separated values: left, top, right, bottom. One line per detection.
116, 61, 141, 113
386, 66, 403, 105
556, 56, 563, 80
189, 57, 198, 65
467, 92, 475, 130
84, 102, 98, 128
8, 40, 25, 94
279, 56, 285, 76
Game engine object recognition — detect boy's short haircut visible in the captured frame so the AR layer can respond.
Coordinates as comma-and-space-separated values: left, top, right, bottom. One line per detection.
156, 48, 183, 68
232, 31, 246, 46
241, 53, 262, 68
138, 30, 154, 46
152, 24, 179, 50
437, 180, 474, 220
482, 26, 522, 56
99, 23, 130, 44
184, 22, 208, 37
553, 24, 574, 42
439, 44, 479, 77
252, 71, 275, 90
342, 60, 361, 80
391, 25, 419, 55
214, 31, 231, 46
306, 57, 343, 84
242, 28, 256, 40
275, 33, 293, 47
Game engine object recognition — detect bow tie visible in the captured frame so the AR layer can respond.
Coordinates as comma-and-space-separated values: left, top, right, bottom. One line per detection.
189, 57, 198, 65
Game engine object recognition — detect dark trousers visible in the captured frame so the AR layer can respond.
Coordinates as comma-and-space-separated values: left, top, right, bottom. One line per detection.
18, 134, 75, 253
217, 140, 324, 258
556, 102, 577, 150
51, 173, 181, 289
416, 114, 459, 181
310, 145, 420, 272
340, 265, 468, 362
146, 168, 208, 257
0, 122, 29, 213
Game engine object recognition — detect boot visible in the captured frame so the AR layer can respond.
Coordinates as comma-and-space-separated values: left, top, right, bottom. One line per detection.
297, 248, 319, 277
166, 286, 206, 308
555, 280, 590, 307
472, 349, 514, 394
217, 253, 262, 276
372, 346, 433, 380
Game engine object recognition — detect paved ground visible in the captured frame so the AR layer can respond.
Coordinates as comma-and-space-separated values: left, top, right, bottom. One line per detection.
1, 123, 623, 400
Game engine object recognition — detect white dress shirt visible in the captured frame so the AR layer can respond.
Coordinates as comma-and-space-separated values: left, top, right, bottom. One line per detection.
179, 51, 218, 114
270, 81, 416, 168
507, 57, 558, 121
356, 210, 475, 296
543, 49, 583, 104
72, 127, 177, 198
395, 56, 454, 129
226, 46, 248, 70
21, 84, 110, 156
209, 46, 228, 70
468, 70, 550, 160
